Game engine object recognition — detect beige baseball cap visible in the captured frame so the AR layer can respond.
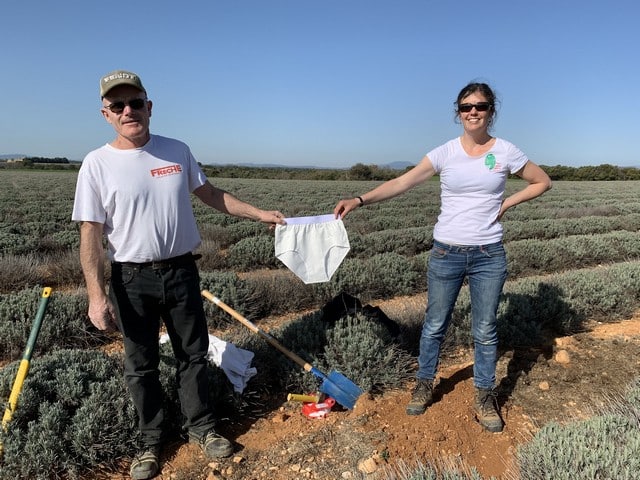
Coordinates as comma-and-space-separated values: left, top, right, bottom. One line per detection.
100, 70, 146, 98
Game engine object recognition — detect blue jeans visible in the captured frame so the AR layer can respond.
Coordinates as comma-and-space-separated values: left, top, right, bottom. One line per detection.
417, 240, 507, 390
109, 258, 216, 447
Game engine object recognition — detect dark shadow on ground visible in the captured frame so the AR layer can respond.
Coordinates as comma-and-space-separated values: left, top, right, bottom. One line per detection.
390, 282, 587, 408
496, 282, 586, 404
433, 364, 474, 402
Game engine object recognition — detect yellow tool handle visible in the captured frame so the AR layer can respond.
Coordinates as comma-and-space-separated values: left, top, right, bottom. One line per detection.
3, 287, 52, 430
287, 393, 321, 403
2, 360, 29, 426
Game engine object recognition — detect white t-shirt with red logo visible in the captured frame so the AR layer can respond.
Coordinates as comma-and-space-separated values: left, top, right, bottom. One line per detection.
427, 137, 528, 246
72, 134, 207, 262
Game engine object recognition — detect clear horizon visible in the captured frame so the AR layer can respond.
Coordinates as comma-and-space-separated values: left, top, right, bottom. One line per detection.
1, 1, 638, 169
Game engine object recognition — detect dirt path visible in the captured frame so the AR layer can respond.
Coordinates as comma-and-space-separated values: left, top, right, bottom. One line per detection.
100, 310, 640, 480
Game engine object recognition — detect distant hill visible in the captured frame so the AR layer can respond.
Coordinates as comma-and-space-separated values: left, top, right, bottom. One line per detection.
0, 154, 26, 159
206, 161, 415, 170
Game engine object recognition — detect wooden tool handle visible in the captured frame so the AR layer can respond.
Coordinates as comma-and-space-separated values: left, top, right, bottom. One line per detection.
202, 290, 314, 372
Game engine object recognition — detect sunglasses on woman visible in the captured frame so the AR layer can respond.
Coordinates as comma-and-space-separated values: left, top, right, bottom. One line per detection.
103, 98, 147, 114
458, 102, 492, 113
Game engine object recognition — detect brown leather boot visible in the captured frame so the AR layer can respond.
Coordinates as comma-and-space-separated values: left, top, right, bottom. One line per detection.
406, 379, 434, 415
475, 388, 504, 432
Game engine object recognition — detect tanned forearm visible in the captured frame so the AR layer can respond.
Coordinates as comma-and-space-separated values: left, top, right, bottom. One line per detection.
79, 221, 107, 299
79, 221, 117, 331
194, 181, 285, 225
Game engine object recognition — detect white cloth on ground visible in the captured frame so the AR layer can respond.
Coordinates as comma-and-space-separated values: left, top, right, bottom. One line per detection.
275, 214, 350, 284
159, 333, 257, 393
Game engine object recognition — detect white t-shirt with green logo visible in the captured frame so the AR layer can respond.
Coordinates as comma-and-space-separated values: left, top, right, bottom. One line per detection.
427, 137, 528, 245
72, 134, 207, 262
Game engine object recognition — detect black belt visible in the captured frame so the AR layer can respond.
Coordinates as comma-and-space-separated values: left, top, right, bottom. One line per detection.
112, 253, 200, 270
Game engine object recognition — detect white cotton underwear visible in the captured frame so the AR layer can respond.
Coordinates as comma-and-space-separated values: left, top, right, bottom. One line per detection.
275, 214, 350, 284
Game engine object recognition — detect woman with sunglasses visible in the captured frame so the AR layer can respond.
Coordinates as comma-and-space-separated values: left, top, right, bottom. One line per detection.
334, 81, 551, 433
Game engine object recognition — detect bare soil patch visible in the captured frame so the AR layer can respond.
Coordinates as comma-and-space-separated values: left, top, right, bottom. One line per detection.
100, 306, 640, 480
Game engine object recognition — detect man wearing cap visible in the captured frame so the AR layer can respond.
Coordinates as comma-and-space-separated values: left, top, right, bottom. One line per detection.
72, 70, 286, 480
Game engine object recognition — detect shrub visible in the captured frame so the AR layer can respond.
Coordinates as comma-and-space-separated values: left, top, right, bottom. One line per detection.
40, 251, 85, 287
516, 411, 640, 479
198, 222, 235, 249
226, 221, 270, 241
381, 459, 485, 480
252, 311, 414, 396
0, 287, 109, 363
196, 239, 226, 269
316, 256, 370, 300
0, 231, 39, 256
506, 231, 640, 277
0, 346, 233, 480
350, 227, 433, 258
365, 253, 421, 298
0, 254, 42, 292
320, 252, 422, 302
243, 270, 317, 316
226, 235, 278, 270
321, 314, 414, 394
199, 271, 268, 327
432, 262, 640, 349
0, 350, 137, 480
623, 376, 640, 405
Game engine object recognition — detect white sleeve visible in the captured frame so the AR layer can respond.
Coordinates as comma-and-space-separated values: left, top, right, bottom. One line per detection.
71, 160, 106, 223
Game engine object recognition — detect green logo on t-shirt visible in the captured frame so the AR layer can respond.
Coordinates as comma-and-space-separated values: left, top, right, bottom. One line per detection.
485, 153, 496, 170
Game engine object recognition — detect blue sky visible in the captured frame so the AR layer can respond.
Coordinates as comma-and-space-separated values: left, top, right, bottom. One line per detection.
1, 0, 638, 168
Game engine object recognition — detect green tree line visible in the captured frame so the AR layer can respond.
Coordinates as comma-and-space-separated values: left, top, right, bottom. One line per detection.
3, 159, 639, 180
201, 162, 640, 181
22, 156, 70, 165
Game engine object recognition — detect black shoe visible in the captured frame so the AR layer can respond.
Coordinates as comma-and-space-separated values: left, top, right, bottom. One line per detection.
406, 379, 434, 415
129, 445, 160, 480
190, 429, 234, 458
475, 388, 504, 433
